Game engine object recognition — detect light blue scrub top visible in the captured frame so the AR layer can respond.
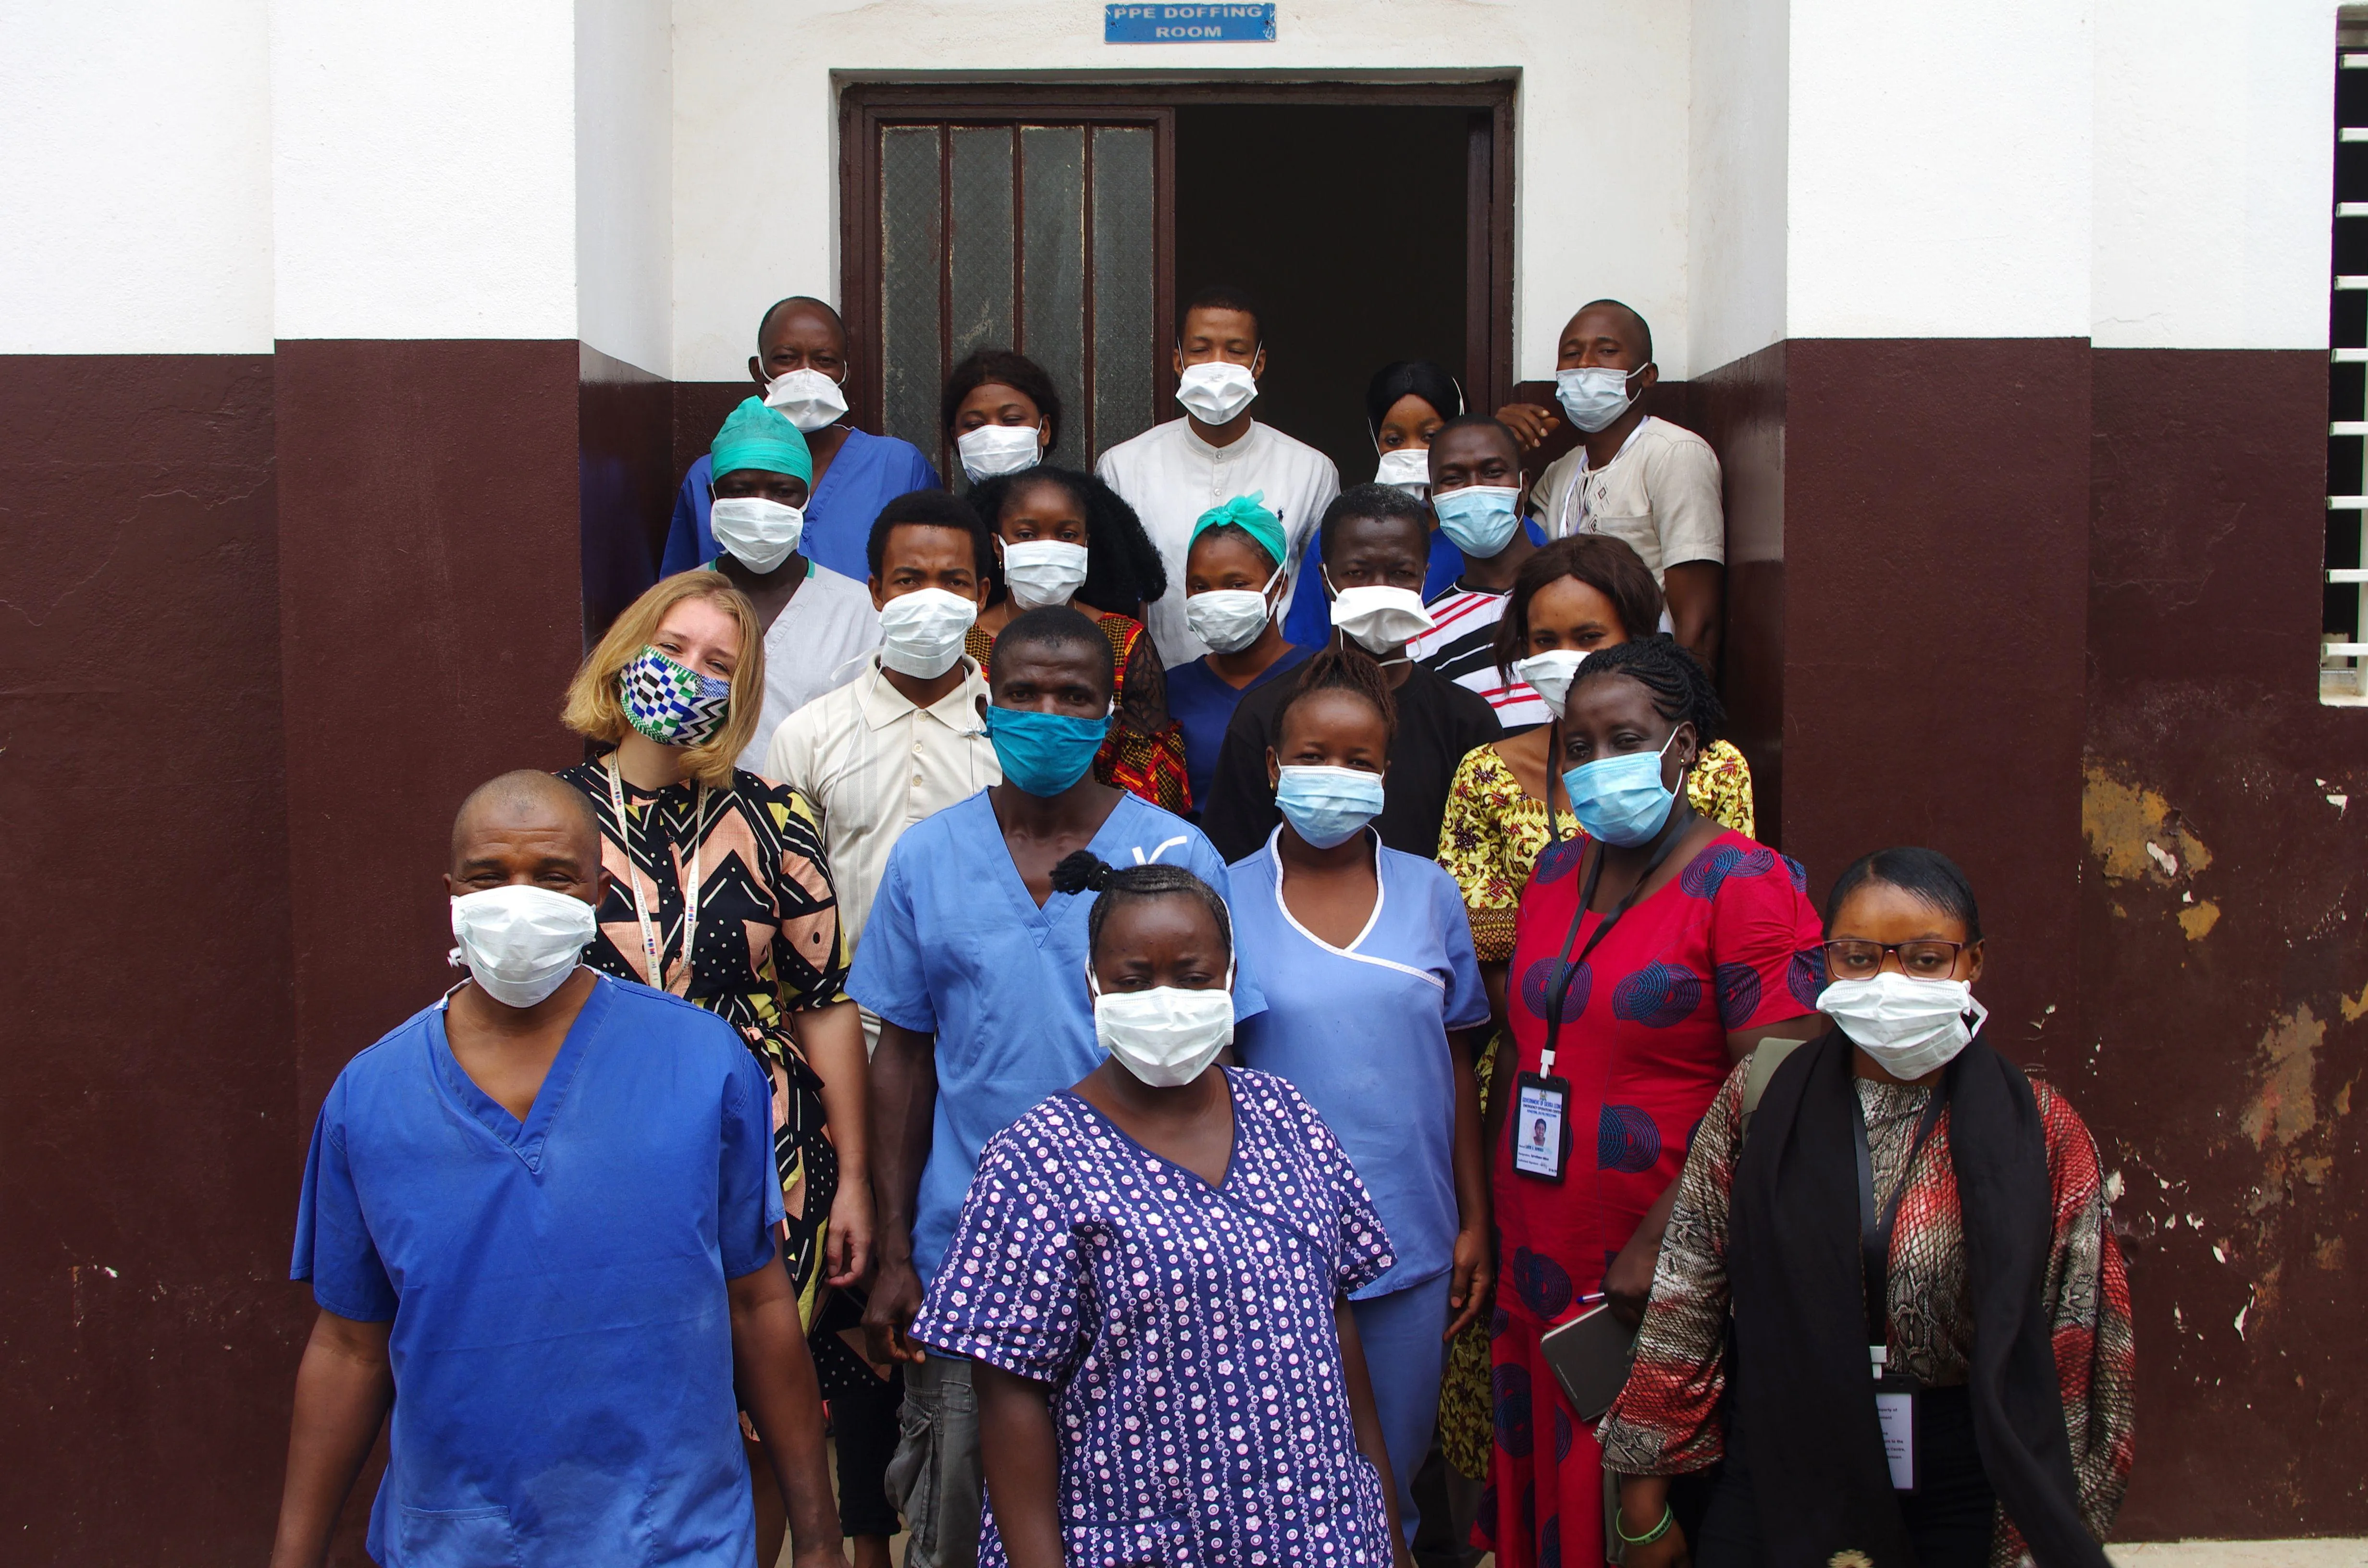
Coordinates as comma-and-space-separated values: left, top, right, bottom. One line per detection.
292, 974, 783, 1568
1229, 827, 1490, 1298
849, 788, 1266, 1286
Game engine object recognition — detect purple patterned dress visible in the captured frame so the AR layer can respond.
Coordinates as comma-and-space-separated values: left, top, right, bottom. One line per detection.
912, 1067, 1398, 1568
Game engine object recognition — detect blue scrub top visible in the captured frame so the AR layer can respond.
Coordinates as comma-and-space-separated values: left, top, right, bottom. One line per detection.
1279, 521, 1546, 650
849, 788, 1266, 1286
663, 426, 942, 581
292, 974, 783, 1568
1167, 642, 1311, 813
1228, 829, 1490, 1298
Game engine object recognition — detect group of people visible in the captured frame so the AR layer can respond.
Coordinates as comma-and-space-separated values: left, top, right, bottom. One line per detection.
268, 286, 2137, 1568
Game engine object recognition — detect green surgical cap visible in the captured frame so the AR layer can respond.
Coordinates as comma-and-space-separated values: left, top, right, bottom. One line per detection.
1190, 491, 1285, 572
710, 397, 813, 485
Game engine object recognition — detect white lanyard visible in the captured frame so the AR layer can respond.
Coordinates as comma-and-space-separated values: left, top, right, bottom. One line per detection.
604, 757, 703, 990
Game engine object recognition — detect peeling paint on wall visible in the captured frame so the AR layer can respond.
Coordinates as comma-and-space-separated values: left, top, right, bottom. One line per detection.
2083, 765, 2213, 885
2240, 1004, 2323, 1151
2177, 900, 2221, 940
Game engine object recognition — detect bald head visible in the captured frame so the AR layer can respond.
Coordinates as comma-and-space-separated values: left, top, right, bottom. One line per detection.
750, 296, 850, 392
447, 771, 608, 919
1559, 299, 1653, 366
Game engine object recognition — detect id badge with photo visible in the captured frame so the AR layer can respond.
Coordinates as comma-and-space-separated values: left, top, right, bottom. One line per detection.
1513, 1071, 1572, 1182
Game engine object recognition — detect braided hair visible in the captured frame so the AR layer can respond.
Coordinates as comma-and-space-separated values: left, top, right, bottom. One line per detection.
1564, 636, 1724, 751
1273, 642, 1399, 754
1049, 853, 1235, 962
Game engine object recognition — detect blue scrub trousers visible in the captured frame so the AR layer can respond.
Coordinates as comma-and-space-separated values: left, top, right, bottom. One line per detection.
1348, 1270, 1454, 1545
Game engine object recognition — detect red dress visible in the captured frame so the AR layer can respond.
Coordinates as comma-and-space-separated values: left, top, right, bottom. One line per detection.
1482, 827, 1825, 1568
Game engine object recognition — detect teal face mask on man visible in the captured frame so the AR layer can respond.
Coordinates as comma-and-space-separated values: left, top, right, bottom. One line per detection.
985, 705, 1111, 796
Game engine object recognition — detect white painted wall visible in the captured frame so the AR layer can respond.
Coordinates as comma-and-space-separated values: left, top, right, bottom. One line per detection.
271, 0, 579, 341
1689, 0, 1790, 372
577, 0, 675, 374
0, 0, 272, 355
2090, 0, 2333, 351
1785, 0, 2096, 340
669, 0, 1695, 382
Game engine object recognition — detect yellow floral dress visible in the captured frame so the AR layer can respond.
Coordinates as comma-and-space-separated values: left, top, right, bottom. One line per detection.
1427, 737, 1755, 1479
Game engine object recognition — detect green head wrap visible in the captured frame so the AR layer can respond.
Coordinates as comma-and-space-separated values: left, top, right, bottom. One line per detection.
710, 397, 813, 485
1189, 491, 1285, 573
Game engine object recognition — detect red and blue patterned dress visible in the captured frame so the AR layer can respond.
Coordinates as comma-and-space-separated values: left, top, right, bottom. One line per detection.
1483, 829, 1825, 1568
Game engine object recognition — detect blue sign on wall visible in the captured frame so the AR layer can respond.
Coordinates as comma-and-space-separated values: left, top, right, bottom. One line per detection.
1105, 4, 1276, 43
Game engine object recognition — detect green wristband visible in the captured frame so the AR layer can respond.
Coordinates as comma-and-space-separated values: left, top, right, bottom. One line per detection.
1615, 1503, 1674, 1546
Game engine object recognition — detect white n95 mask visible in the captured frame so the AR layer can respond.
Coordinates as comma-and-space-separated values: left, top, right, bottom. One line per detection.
1817, 973, 1988, 1080
1185, 570, 1282, 655
1373, 447, 1431, 496
1175, 361, 1258, 425
1089, 968, 1236, 1088
1001, 539, 1089, 611
762, 367, 849, 434
1512, 649, 1589, 717
877, 587, 978, 678
450, 886, 597, 1009
1328, 579, 1433, 654
957, 423, 1044, 482
708, 497, 804, 574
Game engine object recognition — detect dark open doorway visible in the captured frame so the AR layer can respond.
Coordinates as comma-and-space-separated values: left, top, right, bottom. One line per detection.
840, 80, 1512, 474
1174, 105, 1471, 487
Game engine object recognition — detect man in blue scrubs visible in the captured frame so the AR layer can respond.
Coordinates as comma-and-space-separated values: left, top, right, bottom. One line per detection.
270, 772, 847, 1568
662, 296, 941, 581
854, 607, 1261, 1568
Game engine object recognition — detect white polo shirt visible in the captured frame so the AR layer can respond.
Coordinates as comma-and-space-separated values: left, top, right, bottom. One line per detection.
762, 654, 999, 947
1097, 416, 1340, 665
1531, 415, 1727, 581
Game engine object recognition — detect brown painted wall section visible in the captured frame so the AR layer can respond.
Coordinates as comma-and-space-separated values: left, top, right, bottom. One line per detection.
2081, 347, 2365, 1536
0, 354, 301, 1560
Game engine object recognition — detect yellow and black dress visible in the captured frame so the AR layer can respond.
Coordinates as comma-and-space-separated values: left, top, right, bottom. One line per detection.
559, 759, 851, 1322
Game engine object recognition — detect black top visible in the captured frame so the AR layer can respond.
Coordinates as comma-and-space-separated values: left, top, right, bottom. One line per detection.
1200, 659, 1504, 862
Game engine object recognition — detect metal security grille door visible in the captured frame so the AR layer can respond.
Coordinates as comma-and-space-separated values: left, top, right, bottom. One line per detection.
2328, 41, 2368, 701
858, 114, 1171, 477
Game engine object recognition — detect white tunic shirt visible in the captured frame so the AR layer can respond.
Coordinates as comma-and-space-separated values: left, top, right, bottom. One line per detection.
733, 561, 884, 773
1097, 416, 1340, 665
1530, 415, 1727, 581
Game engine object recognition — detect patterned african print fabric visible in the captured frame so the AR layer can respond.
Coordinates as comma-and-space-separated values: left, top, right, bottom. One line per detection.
913, 1069, 1398, 1568
1435, 741, 1755, 965
1480, 828, 1824, 1568
616, 646, 733, 747
1429, 740, 1754, 1482
558, 760, 851, 1317
966, 611, 1192, 813
1600, 1065, 2137, 1566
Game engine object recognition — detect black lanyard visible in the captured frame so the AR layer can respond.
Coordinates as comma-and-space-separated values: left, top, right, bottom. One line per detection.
1539, 801, 1693, 1074
1852, 1076, 1951, 1356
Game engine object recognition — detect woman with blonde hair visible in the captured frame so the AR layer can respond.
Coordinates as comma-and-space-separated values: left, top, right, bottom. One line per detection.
558, 569, 872, 1561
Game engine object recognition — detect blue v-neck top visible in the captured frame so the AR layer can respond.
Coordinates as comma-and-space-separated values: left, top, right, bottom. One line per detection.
292, 973, 784, 1568
848, 788, 1266, 1286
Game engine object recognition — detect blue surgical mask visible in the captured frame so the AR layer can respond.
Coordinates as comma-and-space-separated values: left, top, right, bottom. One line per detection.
1562, 728, 1684, 846
986, 705, 1111, 796
1274, 764, 1385, 849
1554, 364, 1645, 434
1431, 484, 1523, 557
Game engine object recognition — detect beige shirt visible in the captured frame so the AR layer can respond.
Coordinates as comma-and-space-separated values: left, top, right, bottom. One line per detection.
762, 654, 999, 948
1532, 414, 1726, 580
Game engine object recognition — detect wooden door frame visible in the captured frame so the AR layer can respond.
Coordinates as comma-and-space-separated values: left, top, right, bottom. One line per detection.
839, 77, 1517, 438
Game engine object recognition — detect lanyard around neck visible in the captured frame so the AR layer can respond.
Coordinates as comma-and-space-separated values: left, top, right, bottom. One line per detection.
1539, 801, 1692, 1077
1853, 1075, 1951, 1374
604, 756, 703, 991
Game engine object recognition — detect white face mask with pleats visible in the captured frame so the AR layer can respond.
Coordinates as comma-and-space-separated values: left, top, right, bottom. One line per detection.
877, 588, 978, 678
709, 497, 804, 573
1087, 965, 1236, 1088
1175, 360, 1258, 425
957, 423, 1044, 482
1817, 973, 1989, 1079
762, 367, 849, 434
1373, 446, 1431, 495
449, 886, 597, 1009
1000, 539, 1089, 611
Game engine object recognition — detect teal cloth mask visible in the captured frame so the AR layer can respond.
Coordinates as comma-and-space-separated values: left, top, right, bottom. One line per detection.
1431, 485, 1523, 557
1562, 729, 1683, 846
985, 705, 1111, 796
710, 396, 814, 485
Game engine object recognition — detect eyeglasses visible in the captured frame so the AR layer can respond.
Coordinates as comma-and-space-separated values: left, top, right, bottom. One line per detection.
1820, 940, 1968, 981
